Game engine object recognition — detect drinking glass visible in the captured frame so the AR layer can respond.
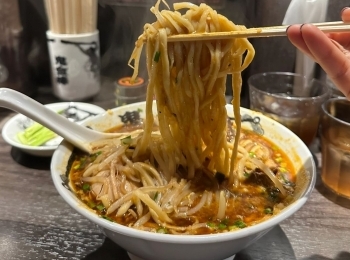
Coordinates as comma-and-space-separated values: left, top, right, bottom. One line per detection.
248, 72, 331, 146
320, 98, 350, 199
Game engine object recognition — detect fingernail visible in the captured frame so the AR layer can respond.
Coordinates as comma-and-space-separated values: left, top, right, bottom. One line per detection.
286, 25, 292, 34
341, 7, 349, 15
300, 23, 305, 33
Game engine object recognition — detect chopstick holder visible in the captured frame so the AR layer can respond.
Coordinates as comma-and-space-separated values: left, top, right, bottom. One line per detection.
46, 30, 100, 101
44, 0, 99, 101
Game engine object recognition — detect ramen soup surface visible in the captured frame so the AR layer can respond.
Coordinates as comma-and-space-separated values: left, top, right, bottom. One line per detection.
68, 122, 296, 235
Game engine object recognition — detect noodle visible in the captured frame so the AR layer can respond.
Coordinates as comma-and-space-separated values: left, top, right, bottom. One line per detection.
128, 0, 255, 181
68, 1, 295, 235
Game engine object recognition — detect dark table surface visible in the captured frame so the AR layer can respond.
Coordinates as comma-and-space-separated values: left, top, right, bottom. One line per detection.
0, 84, 350, 260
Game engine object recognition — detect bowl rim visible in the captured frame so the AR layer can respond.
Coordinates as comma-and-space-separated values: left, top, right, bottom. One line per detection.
51, 101, 316, 244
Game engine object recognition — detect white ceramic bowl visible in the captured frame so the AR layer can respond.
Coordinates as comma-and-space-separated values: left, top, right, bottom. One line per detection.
2, 102, 105, 157
51, 101, 316, 260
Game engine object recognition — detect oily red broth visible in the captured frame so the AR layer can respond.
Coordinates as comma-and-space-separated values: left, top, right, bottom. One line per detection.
68, 125, 296, 235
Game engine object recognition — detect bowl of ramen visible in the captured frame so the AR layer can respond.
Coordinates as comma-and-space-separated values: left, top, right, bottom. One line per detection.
51, 100, 316, 260
51, 1, 315, 259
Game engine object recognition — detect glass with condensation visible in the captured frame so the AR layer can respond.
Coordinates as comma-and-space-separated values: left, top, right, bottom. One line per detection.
248, 72, 331, 146
320, 98, 350, 198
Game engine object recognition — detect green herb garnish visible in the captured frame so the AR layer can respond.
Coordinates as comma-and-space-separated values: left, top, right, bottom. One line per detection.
90, 151, 102, 161
82, 183, 91, 192
264, 207, 273, 215
154, 51, 161, 62
244, 172, 250, 178
157, 227, 168, 234
121, 135, 132, 145
218, 223, 227, 230
87, 201, 96, 209
96, 204, 105, 211
153, 192, 159, 201
275, 157, 282, 163
249, 152, 256, 158
233, 220, 247, 229
77, 157, 88, 170
207, 222, 216, 228
102, 216, 113, 222
279, 167, 287, 173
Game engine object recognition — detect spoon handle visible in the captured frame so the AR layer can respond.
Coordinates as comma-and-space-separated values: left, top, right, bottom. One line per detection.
0, 88, 101, 153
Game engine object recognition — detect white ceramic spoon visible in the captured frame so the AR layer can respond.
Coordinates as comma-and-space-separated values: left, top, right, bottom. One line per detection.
0, 88, 125, 154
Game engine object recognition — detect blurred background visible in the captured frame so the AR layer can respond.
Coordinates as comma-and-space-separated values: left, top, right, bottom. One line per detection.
0, 0, 348, 108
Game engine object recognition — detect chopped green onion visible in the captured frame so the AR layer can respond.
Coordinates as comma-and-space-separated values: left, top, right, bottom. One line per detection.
275, 157, 282, 163
264, 207, 273, 215
279, 167, 287, 173
74, 153, 101, 171
90, 151, 102, 161
102, 216, 113, 221
228, 225, 238, 231
121, 135, 132, 145
157, 227, 168, 234
137, 108, 143, 112
244, 172, 250, 178
153, 192, 159, 201
249, 152, 256, 158
77, 157, 88, 170
207, 222, 216, 228
73, 163, 81, 170
82, 183, 90, 192
233, 220, 246, 229
220, 219, 229, 225
218, 223, 227, 230
154, 51, 161, 62
96, 204, 105, 211
87, 201, 96, 209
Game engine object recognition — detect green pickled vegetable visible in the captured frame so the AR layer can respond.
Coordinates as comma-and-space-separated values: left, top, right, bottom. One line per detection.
17, 122, 57, 146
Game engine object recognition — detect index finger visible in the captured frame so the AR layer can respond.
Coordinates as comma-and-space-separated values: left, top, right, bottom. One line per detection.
341, 7, 350, 22
301, 24, 350, 98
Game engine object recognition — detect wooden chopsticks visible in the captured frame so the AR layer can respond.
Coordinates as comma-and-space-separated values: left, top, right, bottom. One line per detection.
167, 21, 350, 42
44, 0, 98, 34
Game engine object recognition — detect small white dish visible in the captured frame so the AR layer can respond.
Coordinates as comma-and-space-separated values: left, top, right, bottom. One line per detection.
2, 102, 105, 157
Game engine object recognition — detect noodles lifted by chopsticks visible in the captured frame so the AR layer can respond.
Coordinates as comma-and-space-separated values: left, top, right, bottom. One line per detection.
69, 1, 294, 234
129, 0, 255, 182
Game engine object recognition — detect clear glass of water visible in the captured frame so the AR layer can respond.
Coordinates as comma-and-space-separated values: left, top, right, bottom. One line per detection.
321, 98, 350, 199
248, 72, 331, 146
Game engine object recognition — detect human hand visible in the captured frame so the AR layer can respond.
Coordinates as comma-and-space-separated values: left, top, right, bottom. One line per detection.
287, 7, 350, 99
